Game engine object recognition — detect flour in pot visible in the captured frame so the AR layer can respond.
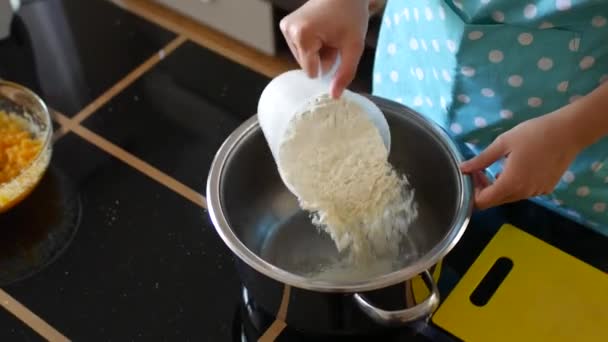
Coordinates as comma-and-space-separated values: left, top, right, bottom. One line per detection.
277, 94, 418, 264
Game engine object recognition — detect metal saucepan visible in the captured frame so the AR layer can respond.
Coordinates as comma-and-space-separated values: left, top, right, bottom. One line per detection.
207, 95, 473, 332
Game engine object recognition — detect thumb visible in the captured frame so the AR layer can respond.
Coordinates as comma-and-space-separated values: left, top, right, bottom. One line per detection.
474, 166, 516, 210
461, 137, 507, 173
475, 177, 509, 210
330, 42, 363, 98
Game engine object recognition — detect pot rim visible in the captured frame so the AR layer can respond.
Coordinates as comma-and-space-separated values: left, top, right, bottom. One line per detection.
206, 96, 473, 293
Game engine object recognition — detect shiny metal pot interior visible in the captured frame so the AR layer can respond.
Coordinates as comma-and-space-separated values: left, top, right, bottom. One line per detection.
207, 96, 473, 294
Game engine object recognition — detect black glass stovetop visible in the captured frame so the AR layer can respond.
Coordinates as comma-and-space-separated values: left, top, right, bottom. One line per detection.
0, 0, 606, 341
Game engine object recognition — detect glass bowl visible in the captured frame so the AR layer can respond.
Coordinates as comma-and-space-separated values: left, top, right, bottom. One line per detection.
0, 80, 53, 213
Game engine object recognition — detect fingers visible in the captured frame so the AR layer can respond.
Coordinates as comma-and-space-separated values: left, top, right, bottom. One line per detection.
301, 47, 322, 78
473, 160, 536, 210
330, 42, 363, 98
472, 171, 491, 190
280, 17, 322, 78
285, 35, 301, 65
475, 175, 514, 210
471, 153, 516, 210
320, 47, 338, 75
280, 7, 364, 96
460, 136, 508, 173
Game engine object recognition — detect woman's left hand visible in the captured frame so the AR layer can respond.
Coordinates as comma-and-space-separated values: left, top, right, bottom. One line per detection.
460, 107, 585, 210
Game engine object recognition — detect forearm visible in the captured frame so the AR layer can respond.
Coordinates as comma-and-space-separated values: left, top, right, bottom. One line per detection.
562, 81, 608, 148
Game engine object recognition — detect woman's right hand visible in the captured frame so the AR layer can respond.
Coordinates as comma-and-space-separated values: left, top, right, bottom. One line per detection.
279, 0, 370, 98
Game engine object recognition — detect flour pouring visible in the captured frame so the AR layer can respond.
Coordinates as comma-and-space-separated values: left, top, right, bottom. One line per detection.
258, 70, 418, 265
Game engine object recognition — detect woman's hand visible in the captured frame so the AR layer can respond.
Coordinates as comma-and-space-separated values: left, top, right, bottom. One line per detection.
460, 107, 586, 210
461, 79, 608, 210
279, 0, 370, 98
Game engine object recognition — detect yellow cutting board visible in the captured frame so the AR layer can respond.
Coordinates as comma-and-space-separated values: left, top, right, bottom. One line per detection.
432, 224, 608, 341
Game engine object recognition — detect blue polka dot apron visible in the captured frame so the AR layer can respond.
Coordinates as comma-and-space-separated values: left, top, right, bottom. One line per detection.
373, 0, 608, 236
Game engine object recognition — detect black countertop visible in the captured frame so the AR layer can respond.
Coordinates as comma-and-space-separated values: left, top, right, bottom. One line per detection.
0, 0, 607, 341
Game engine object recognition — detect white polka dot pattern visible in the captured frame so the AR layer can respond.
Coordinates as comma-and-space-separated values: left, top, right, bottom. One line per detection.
373, 73, 381, 84
474, 117, 487, 127
425, 7, 434, 21
508, 75, 523, 87
556, 0, 571, 11
592, 16, 607, 28
500, 110, 513, 119
528, 97, 543, 107
468, 31, 484, 40
492, 11, 505, 23
461, 66, 475, 77
383, 17, 391, 28
562, 171, 575, 184
409, 38, 419, 50
432, 39, 440, 52
457, 94, 470, 103
580, 56, 595, 70
442, 69, 452, 82
518, 33, 534, 45
450, 123, 462, 134
438, 6, 446, 20
481, 88, 495, 97
593, 202, 606, 213
569, 38, 580, 52
577, 186, 590, 197
489, 50, 504, 63
591, 162, 603, 172
432, 68, 439, 79
446, 40, 457, 53
537, 57, 554, 71
394, 13, 401, 25
390, 70, 399, 82
524, 4, 537, 19
372, 0, 608, 232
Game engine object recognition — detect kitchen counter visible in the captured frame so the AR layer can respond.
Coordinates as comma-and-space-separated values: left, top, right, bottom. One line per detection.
0, 0, 606, 341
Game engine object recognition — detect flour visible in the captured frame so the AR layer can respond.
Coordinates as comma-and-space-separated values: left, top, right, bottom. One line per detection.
277, 94, 418, 264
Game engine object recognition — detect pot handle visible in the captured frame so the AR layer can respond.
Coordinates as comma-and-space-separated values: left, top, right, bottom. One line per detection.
353, 270, 440, 326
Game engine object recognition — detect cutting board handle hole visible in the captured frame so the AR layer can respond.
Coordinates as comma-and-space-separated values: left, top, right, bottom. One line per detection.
469, 257, 513, 307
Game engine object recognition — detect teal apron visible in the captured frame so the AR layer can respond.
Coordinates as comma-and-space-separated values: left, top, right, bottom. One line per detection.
373, 0, 608, 235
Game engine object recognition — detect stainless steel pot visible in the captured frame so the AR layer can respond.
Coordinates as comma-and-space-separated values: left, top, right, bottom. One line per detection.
207, 96, 473, 329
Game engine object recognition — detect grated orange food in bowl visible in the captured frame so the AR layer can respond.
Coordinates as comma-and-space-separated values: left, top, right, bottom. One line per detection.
0, 110, 48, 211
0, 110, 43, 183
